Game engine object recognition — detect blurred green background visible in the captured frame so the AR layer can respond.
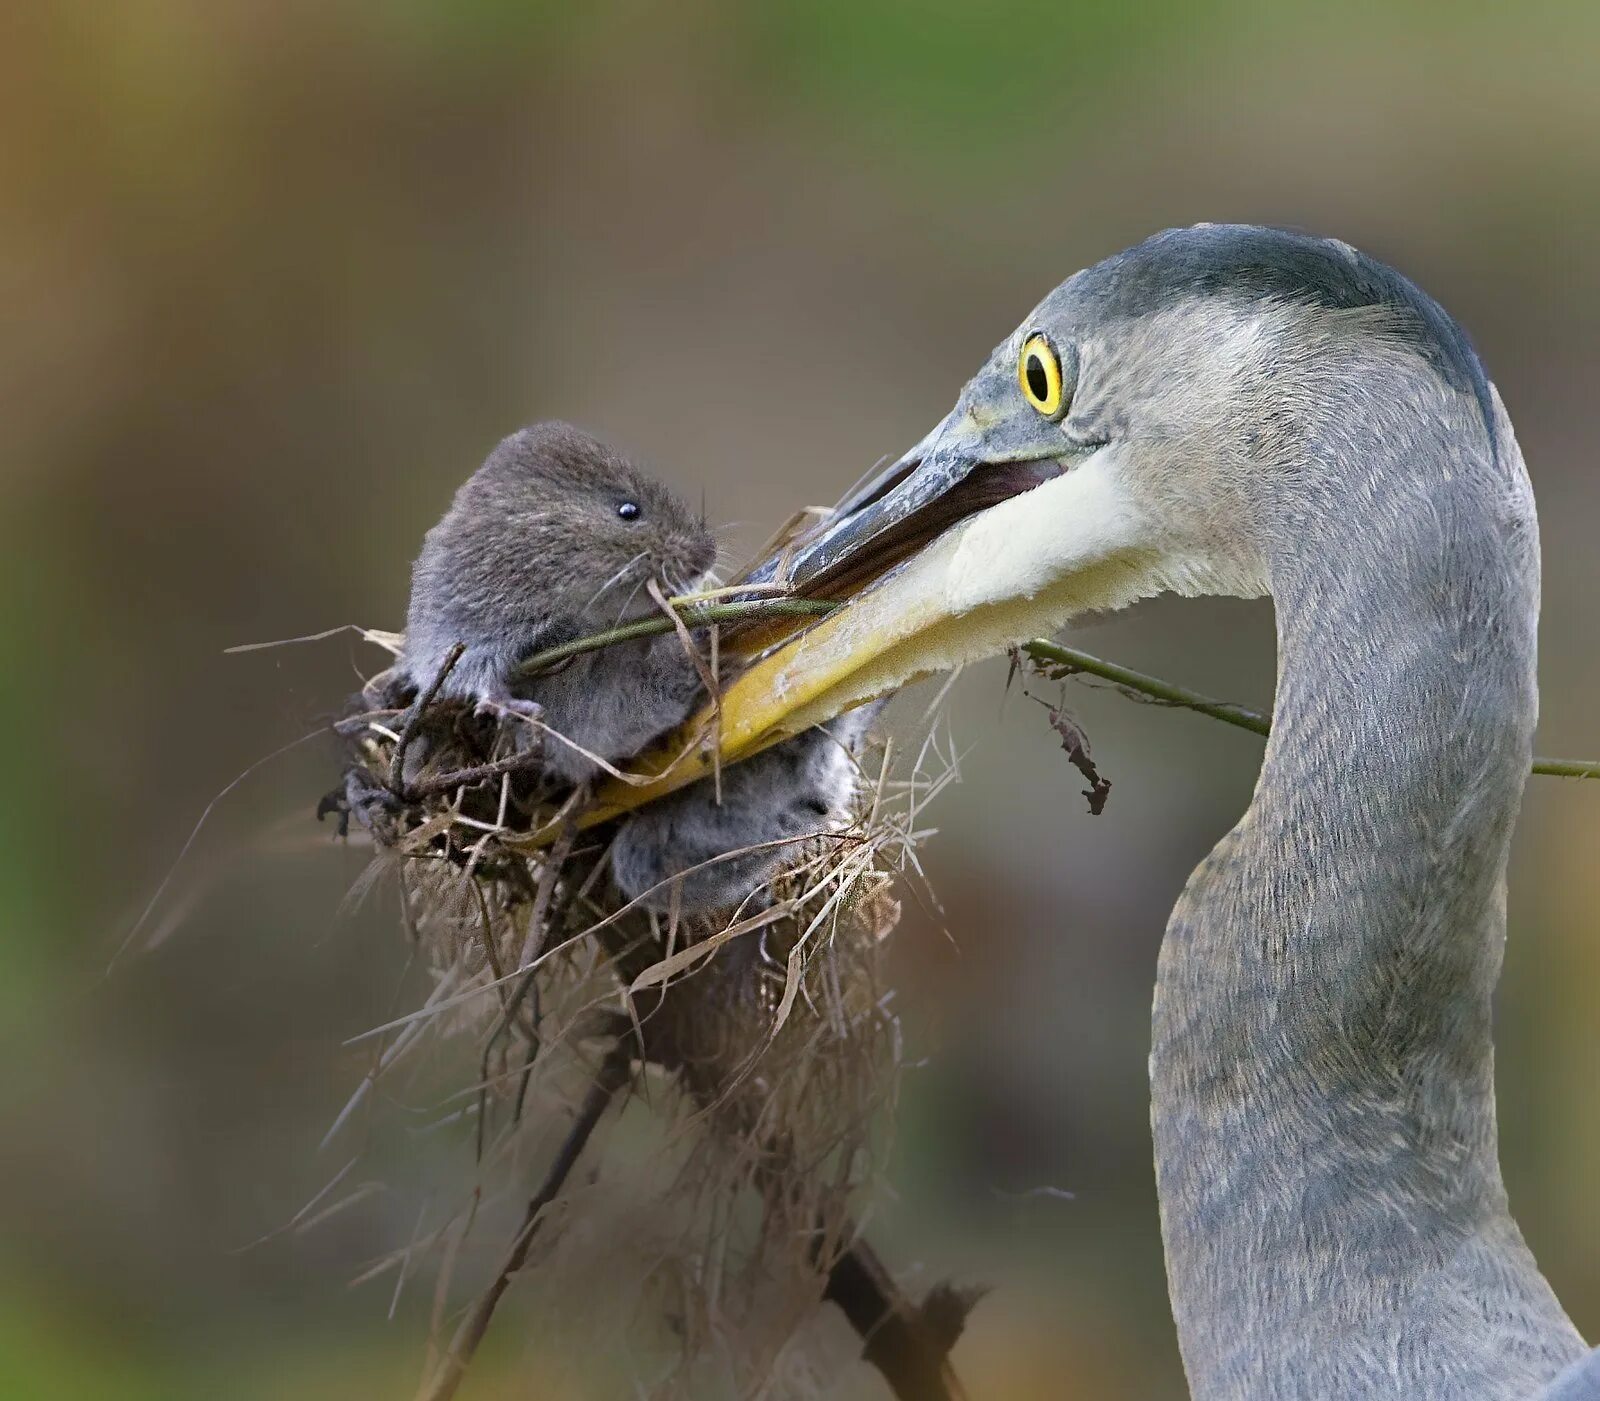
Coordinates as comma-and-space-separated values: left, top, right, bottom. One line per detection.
3, 2, 1598, 1396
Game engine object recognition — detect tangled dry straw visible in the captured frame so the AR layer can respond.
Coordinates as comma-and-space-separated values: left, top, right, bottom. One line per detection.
321, 613, 974, 1401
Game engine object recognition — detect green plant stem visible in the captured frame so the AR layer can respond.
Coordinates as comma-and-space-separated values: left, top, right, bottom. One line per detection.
1020, 640, 1270, 735
513, 598, 837, 677
1022, 638, 1598, 781
1528, 756, 1600, 780
511, 595, 1599, 782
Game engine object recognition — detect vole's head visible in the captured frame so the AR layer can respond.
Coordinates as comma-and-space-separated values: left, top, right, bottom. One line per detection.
465, 421, 717, 622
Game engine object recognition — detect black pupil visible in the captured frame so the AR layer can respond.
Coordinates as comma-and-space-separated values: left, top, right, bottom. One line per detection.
1025, 352, 1051, 402
617, 501, 640, 520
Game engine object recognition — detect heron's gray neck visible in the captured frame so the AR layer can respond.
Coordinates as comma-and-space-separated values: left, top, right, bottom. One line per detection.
1150, 406, 1582, 1397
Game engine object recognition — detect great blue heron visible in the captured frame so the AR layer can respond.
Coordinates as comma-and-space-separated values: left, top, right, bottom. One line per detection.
608, 225, 1600, 1397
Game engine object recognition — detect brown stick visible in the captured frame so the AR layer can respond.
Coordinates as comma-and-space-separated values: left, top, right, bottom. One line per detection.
591, 915, 971, 1401
390, 642, 466, 796
410, 855, 968, 1401
407, 748, 545, 800
823, 1236, 973, 1401
415, 1040, 633, 1401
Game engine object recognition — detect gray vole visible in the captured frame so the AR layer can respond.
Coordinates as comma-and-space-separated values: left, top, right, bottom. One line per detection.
398, 419, 876, 912
399, 421, 716, 783
609, 701, 880, 913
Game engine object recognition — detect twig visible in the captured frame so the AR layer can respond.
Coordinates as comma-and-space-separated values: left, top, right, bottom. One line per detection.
468, 880, 535, 1165
1533, 756, 1600, 779
470, 823, 579, 1160
507, 821, 578, 1125
416, 1017, 968, 1401
408, 749, 546, 800
822, 1236, 973, 1401
589, 917, 971, 1401
503, 592, 1597, 781
1020, 639, 1269, 735
391, 643, 466, 795
512, 598, 835, 678
647, 576, 726, 802
377, 737, 969, 1401
416, 1039, 634, 1401
456, 597, 1598, 782
1020, 639, 1598, 779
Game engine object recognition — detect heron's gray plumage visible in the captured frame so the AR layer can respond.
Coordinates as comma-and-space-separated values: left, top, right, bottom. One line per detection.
769, 225, 1597, 1397
1041, 229, 1592, 1398
1044, 230, 1593, 1397
1545, 1350, 1600, 1400
1033, 224, 1502, 443
1143, 285, 1579, 1398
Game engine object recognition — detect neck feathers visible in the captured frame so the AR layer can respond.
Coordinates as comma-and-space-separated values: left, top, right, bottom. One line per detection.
1152, 382, 1583, 1397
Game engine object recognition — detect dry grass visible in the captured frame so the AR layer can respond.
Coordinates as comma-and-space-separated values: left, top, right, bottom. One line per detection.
319, 624, 960, 1400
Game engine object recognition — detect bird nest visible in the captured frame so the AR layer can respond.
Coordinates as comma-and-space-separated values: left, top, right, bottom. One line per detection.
321, 628, 968, 1400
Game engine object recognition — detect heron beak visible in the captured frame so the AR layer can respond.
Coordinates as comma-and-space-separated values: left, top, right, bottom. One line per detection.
577, 370, 1133, 827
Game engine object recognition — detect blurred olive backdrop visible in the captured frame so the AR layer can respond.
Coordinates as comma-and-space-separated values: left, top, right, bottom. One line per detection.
3, 2, 1598, 1397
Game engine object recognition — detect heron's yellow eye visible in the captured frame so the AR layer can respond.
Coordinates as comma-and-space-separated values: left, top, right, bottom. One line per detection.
1019, 333, 1066, 418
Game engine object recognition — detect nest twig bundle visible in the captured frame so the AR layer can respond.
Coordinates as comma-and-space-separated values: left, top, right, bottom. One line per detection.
320, 624, 974, 1400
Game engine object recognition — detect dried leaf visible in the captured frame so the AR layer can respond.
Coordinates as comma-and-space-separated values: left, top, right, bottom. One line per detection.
1044, 704, 1112, 815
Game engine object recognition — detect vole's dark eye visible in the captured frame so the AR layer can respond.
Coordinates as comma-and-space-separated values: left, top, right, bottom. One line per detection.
616, 501, 641, 521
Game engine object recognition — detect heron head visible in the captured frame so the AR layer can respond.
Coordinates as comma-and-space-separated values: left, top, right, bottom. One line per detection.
594, 224, 1498, 810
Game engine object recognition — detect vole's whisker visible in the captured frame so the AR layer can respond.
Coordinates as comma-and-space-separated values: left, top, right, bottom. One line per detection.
580, 552, 648, 616
608, 571, 651, 629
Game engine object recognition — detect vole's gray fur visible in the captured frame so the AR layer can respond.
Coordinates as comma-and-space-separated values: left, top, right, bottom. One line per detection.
398, 418, 874, 914
399, 421, 716, 783
610, 703, 881, 913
